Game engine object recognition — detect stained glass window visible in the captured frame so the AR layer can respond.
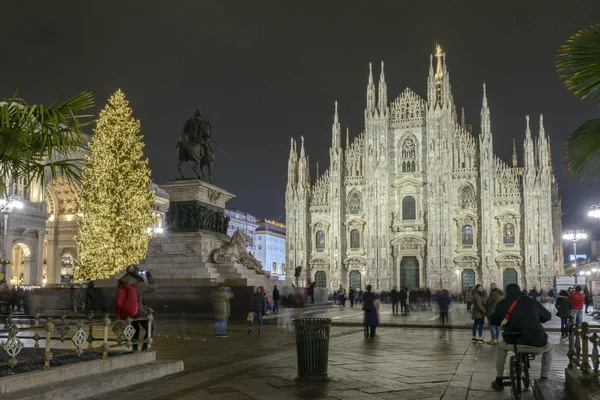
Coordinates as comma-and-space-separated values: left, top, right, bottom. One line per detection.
347, 191, 362, 214
350, 229, 360, 249
402, 196, 416, 220
316, 230, 326, 250
462, 225, 473, 245
460, 185, 476, 209
503, 223, 515, 244
401, 138, 417, 172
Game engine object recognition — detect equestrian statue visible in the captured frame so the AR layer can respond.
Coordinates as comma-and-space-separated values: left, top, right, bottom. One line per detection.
176, 109, 216, 183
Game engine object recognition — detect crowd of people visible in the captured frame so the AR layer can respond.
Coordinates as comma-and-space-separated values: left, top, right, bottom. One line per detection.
0, 280, 29, 314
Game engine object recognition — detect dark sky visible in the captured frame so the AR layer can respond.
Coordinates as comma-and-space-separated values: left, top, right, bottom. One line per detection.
1, 1, 599, 256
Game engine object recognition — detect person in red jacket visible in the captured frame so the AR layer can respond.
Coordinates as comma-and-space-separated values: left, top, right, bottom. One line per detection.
569, 285, 585, 326
116, 278, 148, 351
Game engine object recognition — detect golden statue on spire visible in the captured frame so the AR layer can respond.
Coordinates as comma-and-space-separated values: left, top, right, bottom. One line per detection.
435, 44, 444, 80
435, 44, 443, 57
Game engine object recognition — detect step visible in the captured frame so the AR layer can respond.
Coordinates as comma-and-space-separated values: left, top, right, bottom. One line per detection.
3, 359, 184, 400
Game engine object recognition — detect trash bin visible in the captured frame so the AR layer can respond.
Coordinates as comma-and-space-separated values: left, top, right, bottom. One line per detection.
293, 318, 331, 382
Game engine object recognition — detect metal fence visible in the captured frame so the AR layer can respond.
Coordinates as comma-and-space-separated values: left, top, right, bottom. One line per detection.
567, 316, 600, 386
0, 310, 154, 371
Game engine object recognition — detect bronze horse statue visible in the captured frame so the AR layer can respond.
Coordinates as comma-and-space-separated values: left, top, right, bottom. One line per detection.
176, 110, 214, 183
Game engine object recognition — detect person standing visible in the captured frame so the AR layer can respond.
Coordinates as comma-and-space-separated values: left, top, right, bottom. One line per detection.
555, 290, 571, 338
391, 286, 399, 315
272, 285, 280, 313
248, 286, 266, 334
339, 285, 346, 307
569, 285, 585, 325
471, 284, 486, 343
85, 281, 96, 312
584, 287, 593, 313
349, 288, 356, 307
116, 279, 148, 351
437, 289, 451, 338
465, 287, 473, 311
399, 287, 408, 315
362, 284, 379, 339
212, 286, 233, 337
484, 283, 504, 345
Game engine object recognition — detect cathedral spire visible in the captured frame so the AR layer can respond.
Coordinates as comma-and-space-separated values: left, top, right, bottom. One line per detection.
548, 136, 553, 167
332, 101, 341, 148
378, 61, 387, 113
539, 114, 545, 138
512, 138, 518, 168
435, 44, 444, 81
524, 115, 535, 172
480, 83, 491, 135
366, 63, 376, 115
461, 107, 465, 126
315, 161, 319, 181
346, 127, 350, 149
525, 115, 531, 140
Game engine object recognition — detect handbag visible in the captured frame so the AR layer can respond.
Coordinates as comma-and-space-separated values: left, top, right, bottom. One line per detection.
247, 311, 254, 322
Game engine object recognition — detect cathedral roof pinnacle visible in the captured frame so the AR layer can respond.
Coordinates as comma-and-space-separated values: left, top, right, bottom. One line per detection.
512, 138, 518, 168
461, 107, 465, 126
482, 83, 488, 108
435, 44, 444, 81
380, 61, 385, 81
346, 127, 350, 149
334, 101, 339, 124
368, 62, 373, 84
525, 115, 531, 139
539, 114, 545, 138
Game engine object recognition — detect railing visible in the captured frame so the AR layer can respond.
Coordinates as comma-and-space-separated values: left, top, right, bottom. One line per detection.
567, 316, 600, 386
0, 310, 154, 371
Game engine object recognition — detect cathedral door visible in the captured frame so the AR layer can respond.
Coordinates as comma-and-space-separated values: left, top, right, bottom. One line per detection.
503, 268, 518, 291
349, 270, 361, 290
461, 269, 475, 294
400, 257, 419, 288
315, 271, 327, 288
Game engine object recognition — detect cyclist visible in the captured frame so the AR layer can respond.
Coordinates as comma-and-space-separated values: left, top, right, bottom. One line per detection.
490, 283, 553, 391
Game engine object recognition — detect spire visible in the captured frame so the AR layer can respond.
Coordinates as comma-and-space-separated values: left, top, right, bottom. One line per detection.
539, 114, 545, 138
512, 138, 518, 168
461, 107, 465, 126
346, 128, 350, 149
378, 61, 387, 113
480, 83, 491, 135
289, 137, 296, 159
435, 44, 444, 81
524, 115, 535, 173
548, 136, 553, 167
525, 115, 531, 140
315, 161, 319, 181
332, 101, 341, 148
366, 62, 376, 115
429, 54, 434, 77
300, 135, 305, 158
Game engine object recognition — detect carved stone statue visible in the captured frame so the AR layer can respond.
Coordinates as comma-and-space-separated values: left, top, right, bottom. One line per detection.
176, 109, 216, 183
212, 230, 265, 274
166, 203, 228, 234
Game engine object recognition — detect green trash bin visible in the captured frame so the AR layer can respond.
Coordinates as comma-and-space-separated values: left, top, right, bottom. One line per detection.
293, 318, 332, 382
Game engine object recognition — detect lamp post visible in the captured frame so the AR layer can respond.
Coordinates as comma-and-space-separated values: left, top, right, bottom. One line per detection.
563, 229, 587, 265
0, 195, 24, 279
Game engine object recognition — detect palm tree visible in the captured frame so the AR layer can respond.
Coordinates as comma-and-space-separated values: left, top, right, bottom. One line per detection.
556, 24, 600, 179
0, 91, 95, 197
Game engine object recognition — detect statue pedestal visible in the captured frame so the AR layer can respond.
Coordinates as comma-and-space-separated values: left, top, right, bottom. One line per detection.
161, 179, 235, 210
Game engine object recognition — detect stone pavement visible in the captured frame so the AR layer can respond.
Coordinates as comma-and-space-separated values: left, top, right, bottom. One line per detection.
263, 302, 600, 330
91, 317, 570, 400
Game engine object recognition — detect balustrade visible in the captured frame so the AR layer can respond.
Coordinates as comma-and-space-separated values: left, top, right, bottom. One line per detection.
0, 310, 153, 371
567, 316, 600, 387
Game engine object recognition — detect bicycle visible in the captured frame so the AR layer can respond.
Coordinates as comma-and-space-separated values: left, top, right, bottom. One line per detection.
502, 333, 535, 400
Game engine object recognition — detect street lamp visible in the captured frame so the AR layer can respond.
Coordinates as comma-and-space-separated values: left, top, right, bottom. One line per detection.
589, 205, 600, 220
0, 195, 24, 279
563, 229, 587, 265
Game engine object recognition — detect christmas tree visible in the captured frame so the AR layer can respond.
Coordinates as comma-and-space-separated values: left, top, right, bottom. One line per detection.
75, 90, 155, 280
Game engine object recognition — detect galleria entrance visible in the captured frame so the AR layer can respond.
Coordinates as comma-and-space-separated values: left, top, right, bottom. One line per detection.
400, 257, 419, 288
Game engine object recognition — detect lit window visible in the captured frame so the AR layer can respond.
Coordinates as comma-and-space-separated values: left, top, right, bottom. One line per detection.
462, 225, 473, 245
316, 231, 326, 250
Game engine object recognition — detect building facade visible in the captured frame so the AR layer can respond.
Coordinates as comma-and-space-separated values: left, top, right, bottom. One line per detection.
285, 47, 563, 293
1, 154, 169, 286
254, 220, 286, 280
225, 209, 259, 254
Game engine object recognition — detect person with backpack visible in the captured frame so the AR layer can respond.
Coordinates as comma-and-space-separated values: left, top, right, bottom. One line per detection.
555, 290, 571, 338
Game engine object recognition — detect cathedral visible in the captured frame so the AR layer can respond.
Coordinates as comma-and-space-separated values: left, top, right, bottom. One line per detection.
285, 46, 563, 293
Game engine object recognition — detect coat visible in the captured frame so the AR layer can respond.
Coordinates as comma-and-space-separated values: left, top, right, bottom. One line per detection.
555, 295, 571, 318
212, 288, 233, 319
250, 291, 266, 313
491, 292, 551, 347
116, 285, 139, 318
471, 290, 486, 320
484, 288, 504, 318
465, 290, 473, 302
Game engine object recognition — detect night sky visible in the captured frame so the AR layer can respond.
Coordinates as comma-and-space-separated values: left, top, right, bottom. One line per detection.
1, 1, 599, 256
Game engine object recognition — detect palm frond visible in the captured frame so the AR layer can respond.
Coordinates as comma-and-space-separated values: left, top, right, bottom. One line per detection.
557, 24, 600, 105
565, 118, 600, 179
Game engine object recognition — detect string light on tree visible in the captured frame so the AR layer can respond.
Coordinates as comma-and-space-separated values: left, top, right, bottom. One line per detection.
75, 90, 155, 280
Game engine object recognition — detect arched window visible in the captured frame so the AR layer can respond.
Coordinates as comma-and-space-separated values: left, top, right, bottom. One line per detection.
460, 185, 476, 209
347, 191, 362, 214
350, 229, 360, 249
400, 138, 417, 172
272, 262, 276, 272
402, 196, 416, 220
316, 230, 326, 250
61, 252, 75, 284
503, 223, 515, 244
462, 225, 473, 245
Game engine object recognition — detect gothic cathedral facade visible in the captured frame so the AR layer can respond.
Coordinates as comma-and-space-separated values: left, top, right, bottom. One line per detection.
285, 47, 563, 293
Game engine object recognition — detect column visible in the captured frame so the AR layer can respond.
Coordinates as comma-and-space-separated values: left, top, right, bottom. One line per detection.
34, 230, 45, 285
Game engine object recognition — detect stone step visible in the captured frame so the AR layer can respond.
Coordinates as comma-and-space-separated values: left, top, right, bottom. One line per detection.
3, 359, 184, 400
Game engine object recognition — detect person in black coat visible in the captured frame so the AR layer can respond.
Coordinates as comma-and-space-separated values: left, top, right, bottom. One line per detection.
272, 285, 280, 314
399, 287, 408, 315
490, 284, 553, 391
555, 290, 571, 337
390, 287, 399, 314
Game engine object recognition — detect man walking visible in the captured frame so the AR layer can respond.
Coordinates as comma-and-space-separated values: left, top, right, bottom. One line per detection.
400, 287, 408, 315
272, 285, 280, 314
391, 286, 399, 315
212, 285, 233, 337
485, 283, 504, 345
465, 286, 473, 311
